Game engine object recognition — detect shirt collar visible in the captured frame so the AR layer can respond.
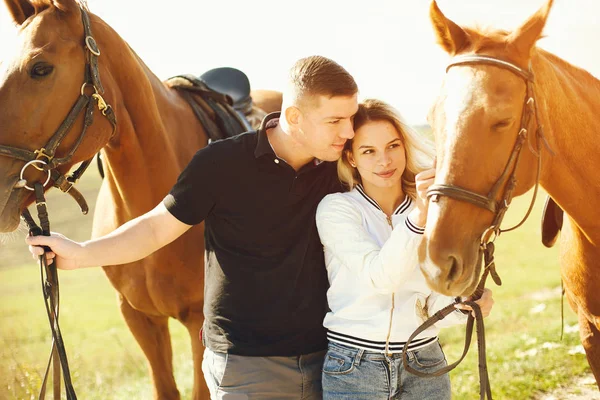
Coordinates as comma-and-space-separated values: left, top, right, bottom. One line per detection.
356, 184, 412, 215
254, 112, 281, 158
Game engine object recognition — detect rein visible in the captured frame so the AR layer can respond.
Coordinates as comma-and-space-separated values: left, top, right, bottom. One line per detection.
402, 54, 550, 400
5, 7, 117, 400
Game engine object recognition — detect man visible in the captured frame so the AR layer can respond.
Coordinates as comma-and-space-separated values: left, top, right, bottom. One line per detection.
27, 55, 358, 399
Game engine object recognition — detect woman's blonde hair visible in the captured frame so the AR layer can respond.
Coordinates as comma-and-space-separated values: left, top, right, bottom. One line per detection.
338, 99, 435, 200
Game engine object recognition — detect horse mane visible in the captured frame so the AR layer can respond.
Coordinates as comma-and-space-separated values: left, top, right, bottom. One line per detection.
536, 48, 600, 91
28, 0, 88, 14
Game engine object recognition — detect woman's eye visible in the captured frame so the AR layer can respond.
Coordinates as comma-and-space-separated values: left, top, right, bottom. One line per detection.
30, 62, 54, 79
389, 143, 400, 149
362, 150, 373, 155
329, 120, 340, 124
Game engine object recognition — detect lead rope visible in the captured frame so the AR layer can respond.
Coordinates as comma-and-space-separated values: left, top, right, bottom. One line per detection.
22, 183, 77, 400
401, 243, 502, 400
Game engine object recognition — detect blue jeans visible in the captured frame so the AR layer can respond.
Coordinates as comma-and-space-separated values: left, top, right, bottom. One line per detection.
322, 341, 451, 400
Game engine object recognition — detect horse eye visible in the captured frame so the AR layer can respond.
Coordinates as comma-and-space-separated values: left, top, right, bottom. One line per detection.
30, 62, 54, 79
492, 119, 512, 131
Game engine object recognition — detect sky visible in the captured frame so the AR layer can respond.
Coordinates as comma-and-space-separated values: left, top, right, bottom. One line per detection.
1, 0, 599, 124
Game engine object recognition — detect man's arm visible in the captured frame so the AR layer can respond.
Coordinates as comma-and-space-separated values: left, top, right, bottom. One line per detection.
26, 203, 192, 270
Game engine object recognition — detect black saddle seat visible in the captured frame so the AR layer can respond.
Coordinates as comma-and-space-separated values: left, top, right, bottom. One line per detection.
200, 67, 252, 115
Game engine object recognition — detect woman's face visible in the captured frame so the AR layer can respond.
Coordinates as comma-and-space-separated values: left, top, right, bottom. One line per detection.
349, 120, 406, 189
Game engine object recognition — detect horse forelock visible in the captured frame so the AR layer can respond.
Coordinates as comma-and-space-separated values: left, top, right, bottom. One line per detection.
29, 0, 88, 13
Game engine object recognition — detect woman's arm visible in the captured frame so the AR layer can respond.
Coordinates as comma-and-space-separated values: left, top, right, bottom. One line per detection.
316, 194, 424, 293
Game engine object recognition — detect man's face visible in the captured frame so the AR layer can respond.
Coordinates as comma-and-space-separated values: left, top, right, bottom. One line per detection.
294, 94, 358, 162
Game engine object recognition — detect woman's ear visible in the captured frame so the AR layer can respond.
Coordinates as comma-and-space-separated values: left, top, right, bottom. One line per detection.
347, 151, 357, 168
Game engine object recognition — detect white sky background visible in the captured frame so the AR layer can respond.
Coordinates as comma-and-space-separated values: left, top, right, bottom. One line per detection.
0, 0, 598, 124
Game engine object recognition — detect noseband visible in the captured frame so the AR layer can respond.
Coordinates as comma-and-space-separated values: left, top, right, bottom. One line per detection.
1, 7, 116, 214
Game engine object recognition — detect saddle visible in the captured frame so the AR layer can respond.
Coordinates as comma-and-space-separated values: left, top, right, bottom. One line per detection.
541, 196, 564, 248
166, 67, 256, 142
98, 68, 261, 179
201, 67, 253, 117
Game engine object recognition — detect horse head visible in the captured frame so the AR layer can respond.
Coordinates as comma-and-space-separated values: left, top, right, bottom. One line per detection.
0, 0, 117, 233
419, 0, 554, 296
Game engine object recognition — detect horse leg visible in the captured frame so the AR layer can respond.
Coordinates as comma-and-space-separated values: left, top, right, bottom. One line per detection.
119, 297, 180, 400
181, 310, 209, 400
577, 307, 600, 389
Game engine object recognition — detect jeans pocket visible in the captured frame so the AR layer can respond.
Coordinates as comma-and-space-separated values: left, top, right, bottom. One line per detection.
212, 351, 231, 389
322, 349, 355, 375
412, 342, 447, 369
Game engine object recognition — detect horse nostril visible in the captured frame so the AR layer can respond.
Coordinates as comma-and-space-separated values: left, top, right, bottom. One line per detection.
447, 255, 463, 283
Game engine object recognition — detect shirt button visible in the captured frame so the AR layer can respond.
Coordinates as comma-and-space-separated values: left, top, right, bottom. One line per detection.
274, 159, 280, 164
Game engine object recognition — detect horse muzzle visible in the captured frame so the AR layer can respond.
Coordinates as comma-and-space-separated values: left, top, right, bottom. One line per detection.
418, 237, 482, 296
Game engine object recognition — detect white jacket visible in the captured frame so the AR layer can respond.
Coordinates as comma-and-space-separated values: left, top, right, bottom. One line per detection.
316, 185, 466, 353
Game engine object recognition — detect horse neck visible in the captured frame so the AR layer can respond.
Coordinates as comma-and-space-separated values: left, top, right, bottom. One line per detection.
92, 15, 207, 212
534, 49, 600, 243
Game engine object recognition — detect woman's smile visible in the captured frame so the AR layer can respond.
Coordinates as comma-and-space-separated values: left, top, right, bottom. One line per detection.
375, 168, 397, 179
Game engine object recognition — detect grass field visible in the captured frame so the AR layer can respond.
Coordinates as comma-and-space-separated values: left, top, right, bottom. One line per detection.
0, 163, 591, 399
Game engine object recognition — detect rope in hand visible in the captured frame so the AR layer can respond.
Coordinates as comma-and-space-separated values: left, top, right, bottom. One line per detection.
402, 242, 502, 400
22, 182, 77, 400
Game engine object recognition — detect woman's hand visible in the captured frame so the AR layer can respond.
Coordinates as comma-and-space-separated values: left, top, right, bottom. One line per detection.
454, 288, 495, 318
409, 166, 436, 227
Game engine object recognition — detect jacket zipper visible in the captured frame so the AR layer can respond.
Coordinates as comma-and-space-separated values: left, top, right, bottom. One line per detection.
384, 213, 395, 383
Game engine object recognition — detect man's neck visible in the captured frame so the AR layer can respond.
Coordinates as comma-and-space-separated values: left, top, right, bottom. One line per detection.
268, 124, 315, 171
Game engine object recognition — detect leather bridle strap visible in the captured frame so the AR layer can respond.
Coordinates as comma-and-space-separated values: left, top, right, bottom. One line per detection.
402, 55, 550, 399
1, 7, 116, 214
22, 185, 77, 400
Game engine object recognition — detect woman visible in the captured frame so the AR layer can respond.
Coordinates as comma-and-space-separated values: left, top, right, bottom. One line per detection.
316, 99, 494, 399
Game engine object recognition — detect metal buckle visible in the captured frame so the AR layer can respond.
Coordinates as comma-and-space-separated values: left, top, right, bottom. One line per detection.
85, 36, 101, 56
92, 93, 109, 115
33, 148, 54, 170
480, 225, 499, 249
19, 160, 51, 191
81, 82, 98, 96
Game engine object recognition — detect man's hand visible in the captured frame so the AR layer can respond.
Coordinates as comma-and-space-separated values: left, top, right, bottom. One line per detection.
26, 233, 84, 270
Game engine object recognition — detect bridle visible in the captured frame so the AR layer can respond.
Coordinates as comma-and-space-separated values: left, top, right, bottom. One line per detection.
401, 54, 552, 400
2, 7, 116, 215
1, 7, 117, 400
429, 54, 549, 258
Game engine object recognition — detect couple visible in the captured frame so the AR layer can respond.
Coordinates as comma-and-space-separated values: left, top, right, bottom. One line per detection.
27, 56, 493, 400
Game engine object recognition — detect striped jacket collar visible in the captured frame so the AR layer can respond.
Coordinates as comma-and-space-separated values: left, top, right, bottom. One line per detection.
355, 184, 412, 215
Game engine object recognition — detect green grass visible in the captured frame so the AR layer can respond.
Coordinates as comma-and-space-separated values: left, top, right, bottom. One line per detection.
0, 164, 591, 399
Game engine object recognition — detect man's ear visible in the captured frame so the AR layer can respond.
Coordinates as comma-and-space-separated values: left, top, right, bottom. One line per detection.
284, 106, 301, 127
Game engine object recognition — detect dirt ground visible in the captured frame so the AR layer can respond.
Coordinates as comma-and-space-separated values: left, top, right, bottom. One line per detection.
536, 374, 599, 400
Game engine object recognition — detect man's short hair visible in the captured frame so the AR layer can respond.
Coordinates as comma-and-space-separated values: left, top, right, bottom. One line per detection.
288, 56, 358, 104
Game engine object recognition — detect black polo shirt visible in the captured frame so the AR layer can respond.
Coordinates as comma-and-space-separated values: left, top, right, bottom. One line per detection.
163, 112, 342, 356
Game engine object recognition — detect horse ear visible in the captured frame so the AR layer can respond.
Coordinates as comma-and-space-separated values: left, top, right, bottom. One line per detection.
429, 0, 470, 55
4, 0, 35, 25
508, 0, 553, 58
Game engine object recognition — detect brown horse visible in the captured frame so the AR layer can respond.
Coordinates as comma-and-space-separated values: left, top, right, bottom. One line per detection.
419, 0, 600, 387
0, 0, 281, 398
